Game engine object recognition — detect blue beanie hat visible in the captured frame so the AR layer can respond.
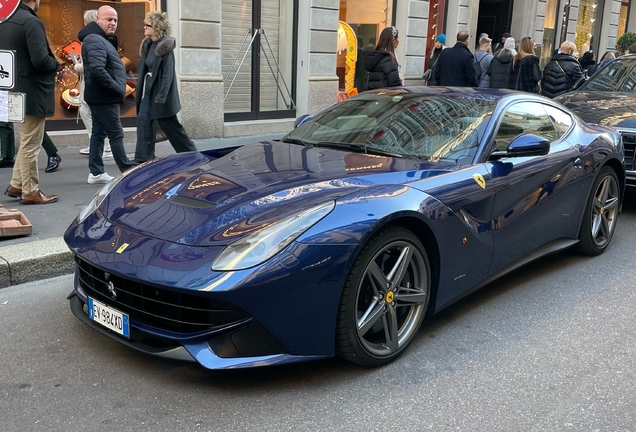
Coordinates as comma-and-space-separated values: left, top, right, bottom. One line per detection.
435, 34, 446, 45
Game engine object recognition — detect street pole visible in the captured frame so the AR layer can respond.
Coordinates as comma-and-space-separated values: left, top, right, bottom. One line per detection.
559, 0, 571, 46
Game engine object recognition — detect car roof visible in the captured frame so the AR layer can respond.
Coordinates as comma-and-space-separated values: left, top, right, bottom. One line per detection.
362, 86, 522, 102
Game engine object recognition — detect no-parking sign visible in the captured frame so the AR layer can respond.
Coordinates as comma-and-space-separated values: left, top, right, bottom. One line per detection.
0, 50, 15, 89
0, 0, 21, 23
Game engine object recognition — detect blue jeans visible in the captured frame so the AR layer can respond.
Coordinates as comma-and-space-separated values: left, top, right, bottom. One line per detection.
87, 103, 132, 175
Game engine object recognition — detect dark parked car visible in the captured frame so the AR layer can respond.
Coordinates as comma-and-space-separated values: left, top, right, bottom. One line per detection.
555, 54, 636, 187
65, 87, 624, 369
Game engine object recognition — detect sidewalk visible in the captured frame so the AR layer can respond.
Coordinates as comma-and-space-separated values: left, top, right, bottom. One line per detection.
0, 133, 285, 287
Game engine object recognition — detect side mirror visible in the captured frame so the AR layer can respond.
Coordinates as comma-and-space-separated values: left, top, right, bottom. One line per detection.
294, 114, 312, 128
571, 76, 587, 91
491, 134, 550, 158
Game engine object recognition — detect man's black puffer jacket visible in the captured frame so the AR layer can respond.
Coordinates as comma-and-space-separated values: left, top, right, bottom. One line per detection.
79, 21, 126, 105
541, 53, 584, 98
364, 51, 402, 90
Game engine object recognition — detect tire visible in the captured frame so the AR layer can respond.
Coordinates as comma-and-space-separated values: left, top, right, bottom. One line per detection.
575, 166, 620, 256
335, 226, 431, 367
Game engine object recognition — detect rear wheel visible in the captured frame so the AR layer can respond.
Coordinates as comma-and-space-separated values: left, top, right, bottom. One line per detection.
575, 166, 620, 256
336, 226, 431, 367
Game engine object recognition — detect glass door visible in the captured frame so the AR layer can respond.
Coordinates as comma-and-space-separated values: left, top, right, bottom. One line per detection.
222, 0, 296, 121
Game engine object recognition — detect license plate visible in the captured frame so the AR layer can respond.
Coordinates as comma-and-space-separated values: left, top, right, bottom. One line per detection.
87, 297, 130, 338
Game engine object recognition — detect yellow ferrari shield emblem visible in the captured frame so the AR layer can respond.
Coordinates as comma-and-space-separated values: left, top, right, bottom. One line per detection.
472, 173, 486, 189
385, 291, 394, 303
116, 243, 129, 254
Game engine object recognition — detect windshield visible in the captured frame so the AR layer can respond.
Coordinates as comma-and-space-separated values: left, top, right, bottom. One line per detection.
284, 93, 495, 162
584, 59, 636, 92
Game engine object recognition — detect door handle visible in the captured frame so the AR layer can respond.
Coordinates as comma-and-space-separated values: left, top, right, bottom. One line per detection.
573, 157, 583, 169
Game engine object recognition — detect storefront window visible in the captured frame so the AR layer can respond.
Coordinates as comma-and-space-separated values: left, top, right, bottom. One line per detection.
337, 0, 393, 95
540, 0, 560, 68
617, 1, 631, 41
574, 0, 602, 56
38, 0, 159, 129
222, 0, 296, 120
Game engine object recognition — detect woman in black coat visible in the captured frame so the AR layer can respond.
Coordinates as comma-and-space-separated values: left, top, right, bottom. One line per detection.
364, 26, 403, 90
134, 11, 196, 164
488, 37, 516, 89
508, 37, 542, 94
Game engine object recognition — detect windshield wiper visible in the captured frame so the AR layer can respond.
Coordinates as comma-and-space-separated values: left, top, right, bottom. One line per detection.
313, 142, 404, 158
281, 137, 311, 146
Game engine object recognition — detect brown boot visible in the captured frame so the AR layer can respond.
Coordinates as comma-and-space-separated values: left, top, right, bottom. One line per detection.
4, 185, 22, 198
20, 190, 59, 205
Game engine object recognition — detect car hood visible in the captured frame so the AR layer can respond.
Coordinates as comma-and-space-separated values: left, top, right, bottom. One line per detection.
555, 90, 636, 128
102, 141, 456, 246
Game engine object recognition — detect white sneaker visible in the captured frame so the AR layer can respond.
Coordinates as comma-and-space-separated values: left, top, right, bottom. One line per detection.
79, 147, 90, 155
102, 150, 114, 160
87, 172, 114, 184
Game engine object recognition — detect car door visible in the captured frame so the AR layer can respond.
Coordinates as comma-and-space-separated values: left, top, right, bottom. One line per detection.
486, 101, 585, 274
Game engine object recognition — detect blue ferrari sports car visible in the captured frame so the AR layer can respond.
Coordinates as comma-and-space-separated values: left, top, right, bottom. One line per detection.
65, 87, 624, 369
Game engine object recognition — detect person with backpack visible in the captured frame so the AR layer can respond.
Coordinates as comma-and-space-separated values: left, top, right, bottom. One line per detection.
474, 34, 494, 88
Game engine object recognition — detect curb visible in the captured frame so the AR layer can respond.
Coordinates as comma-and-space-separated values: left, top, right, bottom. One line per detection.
0, 237, 74, 288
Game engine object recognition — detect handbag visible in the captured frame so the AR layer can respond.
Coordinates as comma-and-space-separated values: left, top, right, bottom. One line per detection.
423, 56, 439, 82
155, 121, 167, 142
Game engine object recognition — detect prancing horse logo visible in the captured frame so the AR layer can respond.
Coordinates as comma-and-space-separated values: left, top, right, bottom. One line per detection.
107, 281, 117, 299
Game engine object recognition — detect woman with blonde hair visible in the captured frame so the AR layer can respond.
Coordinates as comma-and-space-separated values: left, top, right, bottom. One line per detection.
508, 36, 541, 93
133, 11, 196, 164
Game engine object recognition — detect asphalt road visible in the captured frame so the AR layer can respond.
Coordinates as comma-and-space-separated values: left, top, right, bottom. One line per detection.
1, 194, 636, 432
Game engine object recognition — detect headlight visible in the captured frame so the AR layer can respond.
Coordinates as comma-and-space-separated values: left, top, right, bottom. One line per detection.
212, 201, 335, 271
77, 163, 146, 223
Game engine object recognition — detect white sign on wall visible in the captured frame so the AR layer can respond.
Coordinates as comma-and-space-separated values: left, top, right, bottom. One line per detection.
0, 50, 16, 89
0, 90, 25, 123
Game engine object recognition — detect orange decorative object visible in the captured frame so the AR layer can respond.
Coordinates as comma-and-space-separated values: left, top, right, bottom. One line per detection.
338, 21, 358, 93
121, 56, 133, 72
59, 41, 82, 65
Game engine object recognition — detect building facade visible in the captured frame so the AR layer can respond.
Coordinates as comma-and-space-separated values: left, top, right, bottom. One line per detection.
37, 0, 635, 142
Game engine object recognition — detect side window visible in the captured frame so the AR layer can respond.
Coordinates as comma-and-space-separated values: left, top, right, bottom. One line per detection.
620, 65, 636, 92
586, 60, 632, 91
493, 102, 558, 151
544, 105, 573, 139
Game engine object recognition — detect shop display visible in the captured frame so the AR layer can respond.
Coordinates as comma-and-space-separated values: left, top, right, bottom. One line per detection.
37, 0, 158, 128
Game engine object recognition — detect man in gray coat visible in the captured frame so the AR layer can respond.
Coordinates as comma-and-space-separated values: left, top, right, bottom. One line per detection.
1, 0, 60, 204
79, 5, 132, 184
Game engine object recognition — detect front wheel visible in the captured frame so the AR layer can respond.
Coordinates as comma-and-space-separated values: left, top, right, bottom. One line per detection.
336, 226, 431, 367
575, 166, 620, 256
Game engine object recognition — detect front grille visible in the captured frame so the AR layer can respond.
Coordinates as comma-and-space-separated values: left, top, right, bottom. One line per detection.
76, 257, 250, 334
620, 131, 636, 172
